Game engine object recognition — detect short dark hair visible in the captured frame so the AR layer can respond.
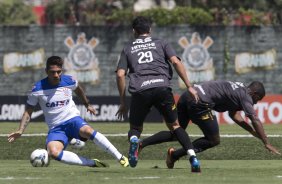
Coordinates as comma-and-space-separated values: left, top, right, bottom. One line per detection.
132, 16, 152, 35
46, 56, 63, 70
248, 81, 265, 98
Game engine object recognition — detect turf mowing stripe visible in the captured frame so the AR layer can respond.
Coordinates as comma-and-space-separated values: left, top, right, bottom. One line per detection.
1, 134, 282, 137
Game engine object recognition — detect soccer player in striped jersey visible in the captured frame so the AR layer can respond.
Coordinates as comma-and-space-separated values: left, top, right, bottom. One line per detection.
8, 56, 129, 168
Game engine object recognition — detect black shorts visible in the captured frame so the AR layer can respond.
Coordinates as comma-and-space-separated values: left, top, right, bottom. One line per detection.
177, 91, 219, 137
129, 87, 177, 127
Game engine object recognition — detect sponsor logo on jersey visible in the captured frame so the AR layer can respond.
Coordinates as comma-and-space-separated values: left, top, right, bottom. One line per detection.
141, 79, 164, 87
131, 42, 156, 51
46, 99, 70, 107
133, 37, 152, 44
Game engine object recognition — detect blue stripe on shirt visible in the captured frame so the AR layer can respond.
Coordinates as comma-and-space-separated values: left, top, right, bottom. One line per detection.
32, 75, 76, 92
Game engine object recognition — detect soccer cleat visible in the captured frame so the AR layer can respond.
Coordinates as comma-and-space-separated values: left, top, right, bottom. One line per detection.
92, 159, 109, 168
189, 156, 201, 173
119, 155, 129, 167
166, 147, 176, 169
128, 136, 139, 168
69, 138, 85, 150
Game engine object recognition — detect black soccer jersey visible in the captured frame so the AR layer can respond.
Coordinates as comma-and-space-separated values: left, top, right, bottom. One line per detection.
117, 36, 177, 93
194, 80, 256, 117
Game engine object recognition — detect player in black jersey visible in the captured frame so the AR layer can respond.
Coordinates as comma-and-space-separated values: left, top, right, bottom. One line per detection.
139, 80, 280, 168
116, 16, 201, 172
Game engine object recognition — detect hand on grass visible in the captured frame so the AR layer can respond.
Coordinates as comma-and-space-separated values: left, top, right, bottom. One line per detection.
265, 144, 281, 155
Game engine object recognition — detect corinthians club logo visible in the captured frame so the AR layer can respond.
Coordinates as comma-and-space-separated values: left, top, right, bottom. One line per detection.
178, 32, 215, 86
64, 33, 100, 84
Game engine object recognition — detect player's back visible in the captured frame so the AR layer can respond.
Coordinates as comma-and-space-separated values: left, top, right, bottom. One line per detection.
122, 36, 175, 93
195, 80, 253, 112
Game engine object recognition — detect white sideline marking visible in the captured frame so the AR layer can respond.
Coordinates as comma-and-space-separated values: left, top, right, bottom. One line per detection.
0, 177, 14, 180
0, 177, 42, 180
276, 176, 282, 178
1, 133, 282, 137
126, 176, 160, 180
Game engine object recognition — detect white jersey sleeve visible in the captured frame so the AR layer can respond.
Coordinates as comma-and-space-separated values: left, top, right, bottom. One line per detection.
27, 85, 39, 106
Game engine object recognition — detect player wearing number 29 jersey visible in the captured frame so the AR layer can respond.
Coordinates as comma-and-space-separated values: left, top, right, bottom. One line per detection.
118, 36, 175, 93
116, 16, 201, 172
27, 75, 80, 129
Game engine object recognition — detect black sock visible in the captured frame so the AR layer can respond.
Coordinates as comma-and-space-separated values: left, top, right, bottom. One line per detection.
141, 131, 175, 149
193, 137, 214, 153
173, 127, 193, 151
172, 148, 187, 160
128, 129, 141, 141
172, 137, 214, 160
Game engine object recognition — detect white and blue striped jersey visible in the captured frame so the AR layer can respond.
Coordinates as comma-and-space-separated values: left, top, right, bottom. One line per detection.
27, 75, 80, 129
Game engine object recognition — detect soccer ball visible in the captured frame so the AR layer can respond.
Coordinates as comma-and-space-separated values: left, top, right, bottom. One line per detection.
30, 149, 50, 167
69, 138, 86, 150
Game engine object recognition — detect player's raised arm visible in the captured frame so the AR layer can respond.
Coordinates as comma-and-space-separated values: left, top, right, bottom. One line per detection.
7, 106, 34, 143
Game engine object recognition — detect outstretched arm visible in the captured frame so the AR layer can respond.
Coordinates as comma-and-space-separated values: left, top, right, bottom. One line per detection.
8, 106, 33, 143
74, 85, 96, 115
229, 111, 280, 155
170, 56, 199, 102
115, 69, 127, 120
249, 115, 280, 154
229, 111, 258, 138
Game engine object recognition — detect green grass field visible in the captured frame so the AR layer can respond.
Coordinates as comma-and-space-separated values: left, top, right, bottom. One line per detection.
1, 122, 282, 184
1, 160, 282, 184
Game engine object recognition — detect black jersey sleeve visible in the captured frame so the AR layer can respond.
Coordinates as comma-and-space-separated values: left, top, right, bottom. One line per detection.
116, 49, 128, 71
162, 40, 177, 60
240, 95, 257, 117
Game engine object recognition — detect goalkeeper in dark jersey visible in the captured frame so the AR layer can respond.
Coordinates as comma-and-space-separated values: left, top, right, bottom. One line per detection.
115, 16, 201, 172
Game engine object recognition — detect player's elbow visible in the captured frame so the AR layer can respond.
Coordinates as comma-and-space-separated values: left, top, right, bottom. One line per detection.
116, 69, 126, 79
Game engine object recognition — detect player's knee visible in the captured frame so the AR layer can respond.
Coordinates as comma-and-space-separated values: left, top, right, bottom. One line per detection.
210, 138, 220, 147
46, 141, 64, 159
48, 148, 62, 159
167, 121, 180, 131
79, 125, 94, 139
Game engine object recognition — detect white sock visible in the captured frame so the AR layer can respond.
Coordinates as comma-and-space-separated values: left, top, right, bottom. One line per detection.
187, 149, 196, 157
59, 150, 94, 166
93, 132, 122, 161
